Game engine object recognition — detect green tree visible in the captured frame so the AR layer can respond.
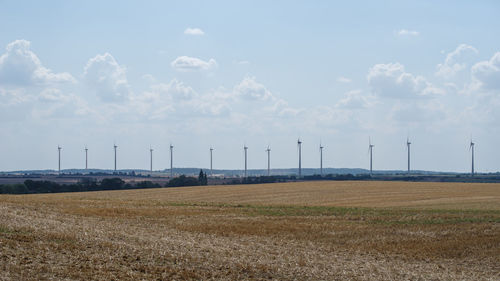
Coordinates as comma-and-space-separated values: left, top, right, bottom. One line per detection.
168, 175, 199, 187
198, 169, 208, 185
100, 178, 125, 190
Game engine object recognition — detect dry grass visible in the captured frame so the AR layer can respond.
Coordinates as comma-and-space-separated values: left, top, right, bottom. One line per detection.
1, 180, 500, 280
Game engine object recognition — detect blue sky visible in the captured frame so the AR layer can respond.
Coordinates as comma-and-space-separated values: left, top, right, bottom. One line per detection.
1, 1, 500, 172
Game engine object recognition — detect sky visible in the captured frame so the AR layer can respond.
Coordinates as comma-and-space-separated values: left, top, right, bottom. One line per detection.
1, 0, 500, 173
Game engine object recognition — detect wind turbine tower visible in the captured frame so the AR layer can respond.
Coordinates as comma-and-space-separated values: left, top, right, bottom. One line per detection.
85, 146, 88, 170
210, 147, 214, 176
406, 138, 411, 175
170, 144, 174, 178
470, 139, 475, 176
298, 139, 302, 178
58, 145, 61, 174
114, 143, 117, 172
266, 146, 271, 176
369, 138, 374, 175
150, 147, 153, 172
319, 142, 324, 176
244, 145, 248, 178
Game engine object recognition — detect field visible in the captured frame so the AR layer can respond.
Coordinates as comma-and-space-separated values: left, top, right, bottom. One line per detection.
1, 181, 500, 280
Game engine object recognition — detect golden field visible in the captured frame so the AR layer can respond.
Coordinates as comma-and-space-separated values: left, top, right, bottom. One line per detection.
1, 181, 500, 280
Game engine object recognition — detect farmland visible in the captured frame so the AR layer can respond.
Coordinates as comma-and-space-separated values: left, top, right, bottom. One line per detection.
1, 181, 500, 280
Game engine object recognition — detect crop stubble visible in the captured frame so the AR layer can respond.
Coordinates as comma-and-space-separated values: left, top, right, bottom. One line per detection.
1, 181, 499, 280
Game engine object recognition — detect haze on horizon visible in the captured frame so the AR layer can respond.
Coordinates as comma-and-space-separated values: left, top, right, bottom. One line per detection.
1, 1, 500, 173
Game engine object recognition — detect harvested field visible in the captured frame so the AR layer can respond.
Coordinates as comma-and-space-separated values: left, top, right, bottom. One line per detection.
1, 181, 500, 280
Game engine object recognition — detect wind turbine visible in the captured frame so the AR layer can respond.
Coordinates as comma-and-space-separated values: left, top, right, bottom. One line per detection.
319, 142, 324, 176
406, 137, 411, 175
210, 147, 214, 176
170, 143, 174, 178
244, 144, 248, 178
369, 138, 374, 175
114, 143, 117, 172
58, 145, 62, 174
470, 138, 475, 177
150, 146, 153, 172
85, 146, 88, 170
266, 146, 271, 176
297, 138, 302, 178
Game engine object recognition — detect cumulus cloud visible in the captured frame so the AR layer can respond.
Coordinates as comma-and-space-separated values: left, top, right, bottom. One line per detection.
129, 76, 285, 122
233, 76, 274, 101
132, 81, 189, 120
34, 90, 90, 119
0, 40, 75, 86
367, 63, 436, 98
436, 44, 478, 78
171, 56, 217, 71
336, 90, 373, 109
471, 52, 500, 92
149, 79, 197, 101
184, 28, 205, 35
38, 88, 66, 103
83, 53, 131, 102
337, 76, 351, 83
132, 79, 231, 120
0, 88, 35, 121
390, 100, 446, 124
397, 29, 419, 36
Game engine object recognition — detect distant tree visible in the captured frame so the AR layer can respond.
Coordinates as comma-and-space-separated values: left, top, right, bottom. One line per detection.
168, 175, 200, 187
100, 178, 125, 190
0, 184, 28, 194
198, 169, 208, 185
198, 170, 204, 183
24, 180, 61, 193
77, 178, 98, 191
134, 181, 161, 188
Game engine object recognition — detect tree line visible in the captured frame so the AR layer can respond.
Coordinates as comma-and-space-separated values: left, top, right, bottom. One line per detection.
0, 171, 378, 195
0, 170, 210, 194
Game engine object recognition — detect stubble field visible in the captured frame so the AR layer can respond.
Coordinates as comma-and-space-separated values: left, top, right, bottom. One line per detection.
1, 180, 500, 280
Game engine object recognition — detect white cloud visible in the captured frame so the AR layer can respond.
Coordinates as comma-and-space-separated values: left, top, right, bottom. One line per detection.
0, 87, 32, 106
233, 76, 274, 101
0, 39, 75, 86
337, 76, 351, 83
184, 28, 205, 36
336, 90, 373, 109
0, 88, 35, 121
33, 91, 90, 119
194, 91, 232, 117
150, 79, 197, 101
471, 52, 500, 92
171, 56, 217, 71
397, 29, 419, 36
132, 79, 232, 120
367, 63, 436, 98
83, 53, 131, 102
390, 100, 446, 124
367, 63, 449, 126
436, 44, 478, 79
38, 88, 66, 103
